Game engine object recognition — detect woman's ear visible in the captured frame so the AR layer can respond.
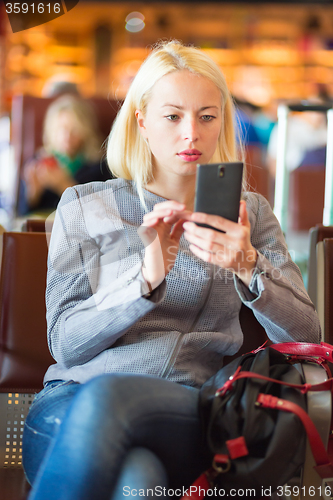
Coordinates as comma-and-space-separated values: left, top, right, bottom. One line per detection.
135, 110, 148, 139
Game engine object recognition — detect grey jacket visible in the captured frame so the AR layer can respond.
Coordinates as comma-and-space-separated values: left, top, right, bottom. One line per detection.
44, 178, 321, 387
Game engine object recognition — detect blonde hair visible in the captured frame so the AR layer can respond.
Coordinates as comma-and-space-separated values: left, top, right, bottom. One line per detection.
107, 40, 242, 201
43, 95, 102, 162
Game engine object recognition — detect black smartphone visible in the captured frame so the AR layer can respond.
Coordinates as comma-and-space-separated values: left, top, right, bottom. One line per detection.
194, 162, 243, 231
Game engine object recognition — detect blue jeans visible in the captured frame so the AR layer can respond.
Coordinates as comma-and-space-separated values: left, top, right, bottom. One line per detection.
22, 374, 212, 500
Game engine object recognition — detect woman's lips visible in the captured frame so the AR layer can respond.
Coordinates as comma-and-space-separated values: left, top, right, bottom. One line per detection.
177, 149, 202, 162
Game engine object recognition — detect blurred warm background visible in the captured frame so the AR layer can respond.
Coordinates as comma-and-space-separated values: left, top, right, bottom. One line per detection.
0, 0, 332, 255
2, 2, 333, 105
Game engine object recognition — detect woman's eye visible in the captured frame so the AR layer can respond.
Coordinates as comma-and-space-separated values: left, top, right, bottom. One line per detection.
201, 115, 215, 122
166, 115, 179, 121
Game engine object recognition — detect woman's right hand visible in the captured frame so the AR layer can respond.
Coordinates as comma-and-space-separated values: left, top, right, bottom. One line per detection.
138, 201, 192, 291
37, 162, 75, 195
24, 157, 75, 201
23, 159, 46, 206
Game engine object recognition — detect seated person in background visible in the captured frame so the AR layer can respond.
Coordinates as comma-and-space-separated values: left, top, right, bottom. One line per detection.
19, 95, 111, 215
266, 107, 327, 178
298, 144, 326, 170
252, 103, 276, 149
42, 79, 81, 98
233, 97, 261, 147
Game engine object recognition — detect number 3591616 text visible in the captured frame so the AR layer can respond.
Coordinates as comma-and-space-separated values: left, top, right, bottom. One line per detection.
5, 3, 62, 14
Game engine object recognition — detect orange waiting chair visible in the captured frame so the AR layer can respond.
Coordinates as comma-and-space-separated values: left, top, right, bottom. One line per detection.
0, 231, 53, 500
316, 237, 333, 345
289, 168, 325, 232
307, 224, 333, 310
21, 219, 53, 233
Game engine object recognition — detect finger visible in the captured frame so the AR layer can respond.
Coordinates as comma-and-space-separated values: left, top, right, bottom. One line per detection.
190, 212, 236, 233
188, 243, 213, 264
238, 200, 250, 227
144, 207, 177, 221
189, 241, 239, 270
144, 209, 192, 226
143, 210, 173, 225
170, 219, 186, 242
183, 221, 228, 242
140, 217, 162, 228
152, 201, 186, 212
162, 210, 193, 224
184, 220, 240, 255
137, 225, 158, 247
184, 228, 227, 255
151, 207, 191, 219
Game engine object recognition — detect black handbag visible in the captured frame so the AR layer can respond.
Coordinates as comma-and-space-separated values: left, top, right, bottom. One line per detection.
199, 347, 307, 496
185, 344, 333, 499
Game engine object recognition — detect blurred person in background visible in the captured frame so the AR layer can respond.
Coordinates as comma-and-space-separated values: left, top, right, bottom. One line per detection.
252, 103, 276, 150
41, 79, 81, 98
266, 105, 327, 180
0, 114, 13, 227
295, 85, 332, 172
234, 98, 271, 200
234, 97, 262, 148
18, 94, 111, 215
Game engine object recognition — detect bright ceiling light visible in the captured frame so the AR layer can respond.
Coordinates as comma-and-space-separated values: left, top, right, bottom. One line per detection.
125, 12, 145, 33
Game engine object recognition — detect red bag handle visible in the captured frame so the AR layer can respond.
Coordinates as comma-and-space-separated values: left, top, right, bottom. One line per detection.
216, 366, 333, 397
257, 393, 333, 479
267, 342, 333, 362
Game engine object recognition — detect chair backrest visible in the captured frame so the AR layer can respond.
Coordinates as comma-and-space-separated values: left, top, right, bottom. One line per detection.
0, 232, 53, 392
0, 231, 52, 497
288, 168, 325, 231
11, 94, 120, 214
323, 239, 333, 343
307, 224, 333, 308
317, 237, 333, 344
21, 219, 54, 233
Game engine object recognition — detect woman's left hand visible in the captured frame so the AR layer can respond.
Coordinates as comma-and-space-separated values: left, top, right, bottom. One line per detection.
183, 200, 257, 287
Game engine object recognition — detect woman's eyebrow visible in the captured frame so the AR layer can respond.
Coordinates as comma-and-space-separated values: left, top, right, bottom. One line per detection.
161, 104, 219, 110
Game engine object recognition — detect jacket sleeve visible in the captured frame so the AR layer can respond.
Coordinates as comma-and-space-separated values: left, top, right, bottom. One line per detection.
46, 186, 165, 369
233, 192, 321, 344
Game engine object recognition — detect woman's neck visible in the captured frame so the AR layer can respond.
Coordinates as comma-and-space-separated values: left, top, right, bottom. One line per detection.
145, 174, 196, 211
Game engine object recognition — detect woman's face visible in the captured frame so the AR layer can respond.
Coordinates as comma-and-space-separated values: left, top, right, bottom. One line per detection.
136, 69, 222, 180
52, 110, 85, 159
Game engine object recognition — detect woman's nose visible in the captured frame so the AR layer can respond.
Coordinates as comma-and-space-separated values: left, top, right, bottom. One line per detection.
182, 118, 199, 142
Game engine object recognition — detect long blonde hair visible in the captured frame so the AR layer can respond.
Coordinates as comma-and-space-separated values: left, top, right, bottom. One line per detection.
43, 95, 102, 162
107, 40, 241, 201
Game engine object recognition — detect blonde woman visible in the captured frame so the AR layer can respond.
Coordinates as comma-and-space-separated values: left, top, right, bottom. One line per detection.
22, 41, 320, 500
19, 95, 111, 215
